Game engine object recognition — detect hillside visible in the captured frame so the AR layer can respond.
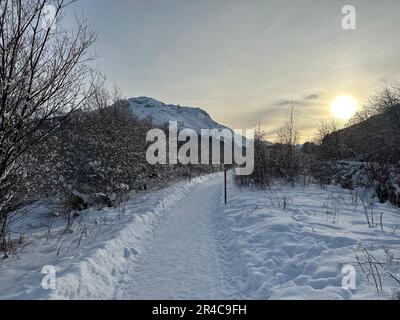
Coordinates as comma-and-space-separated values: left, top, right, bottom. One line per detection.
321, 104, 400, 163
125, 97, 230, 133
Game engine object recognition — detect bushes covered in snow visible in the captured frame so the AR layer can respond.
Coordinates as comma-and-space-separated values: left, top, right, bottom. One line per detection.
236, 141, 305, 187
26, 106, 218, 211
0, 0, 97, 256
309, 160, 400, 208
2, 103, 219, 257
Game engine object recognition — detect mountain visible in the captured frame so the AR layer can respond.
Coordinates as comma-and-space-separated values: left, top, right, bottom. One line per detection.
122, 97, 248, 147
125, 97, 231, 133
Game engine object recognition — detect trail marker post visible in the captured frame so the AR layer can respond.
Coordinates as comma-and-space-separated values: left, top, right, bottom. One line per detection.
224, 165, 227, 205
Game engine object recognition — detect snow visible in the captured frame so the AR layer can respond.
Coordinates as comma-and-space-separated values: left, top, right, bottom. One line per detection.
127, 97, 229, 133
114, 176, 244, 299
126, 97, 248, 147
222, 178, 400, 299
0, 174, 219, 299
0, 173, 399, 300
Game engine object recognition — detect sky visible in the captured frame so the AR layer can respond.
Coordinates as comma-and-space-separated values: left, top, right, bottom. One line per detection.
67, 0, 400, 141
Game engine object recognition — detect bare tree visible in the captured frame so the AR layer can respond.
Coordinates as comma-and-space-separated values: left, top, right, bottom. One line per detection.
313, 119, 346, 160
236, 126, 270, 187
111, 84, 124, 104
0, 0, 97, 253
277, 104, 300, 147
313, 119, 341, 146
276, 104, 300, 181
351, 81, 400, 125
85, 74, 110, 111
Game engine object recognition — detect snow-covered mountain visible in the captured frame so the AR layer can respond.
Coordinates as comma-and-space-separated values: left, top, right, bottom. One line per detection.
125, 97, 231, 133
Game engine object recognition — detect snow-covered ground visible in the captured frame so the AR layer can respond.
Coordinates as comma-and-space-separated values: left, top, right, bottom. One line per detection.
0, 175, 220, 299
0, 173, 399, 300
224, 178, 400, 299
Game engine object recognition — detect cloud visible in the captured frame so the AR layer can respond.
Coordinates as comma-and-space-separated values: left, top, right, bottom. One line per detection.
273, 99, 304, 107
304, 94, 320, 101
272, 97, 322, 108
271, 91, 326, 109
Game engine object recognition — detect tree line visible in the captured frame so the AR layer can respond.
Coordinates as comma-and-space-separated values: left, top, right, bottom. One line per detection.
236, 84, 400, 209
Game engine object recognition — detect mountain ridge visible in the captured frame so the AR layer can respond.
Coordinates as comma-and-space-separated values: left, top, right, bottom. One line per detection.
125, 96, 231, 133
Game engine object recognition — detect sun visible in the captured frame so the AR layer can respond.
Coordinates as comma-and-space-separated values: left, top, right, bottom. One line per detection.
330, 95, 358, 120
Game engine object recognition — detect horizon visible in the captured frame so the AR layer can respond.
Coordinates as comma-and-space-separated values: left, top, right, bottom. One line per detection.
66, 0, 400, 142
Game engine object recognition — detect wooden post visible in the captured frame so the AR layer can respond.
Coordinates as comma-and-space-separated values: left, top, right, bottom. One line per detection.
224, 166, 227, 205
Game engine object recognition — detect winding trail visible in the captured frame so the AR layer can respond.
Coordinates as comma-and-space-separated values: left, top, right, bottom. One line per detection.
114, 175, 244, 299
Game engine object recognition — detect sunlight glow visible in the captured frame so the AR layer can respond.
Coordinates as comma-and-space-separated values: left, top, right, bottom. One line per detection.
330, 95, 358, 120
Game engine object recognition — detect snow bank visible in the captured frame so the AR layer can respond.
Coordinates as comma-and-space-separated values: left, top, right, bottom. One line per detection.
0, 174, 219, 300
221, 176, 400, 299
